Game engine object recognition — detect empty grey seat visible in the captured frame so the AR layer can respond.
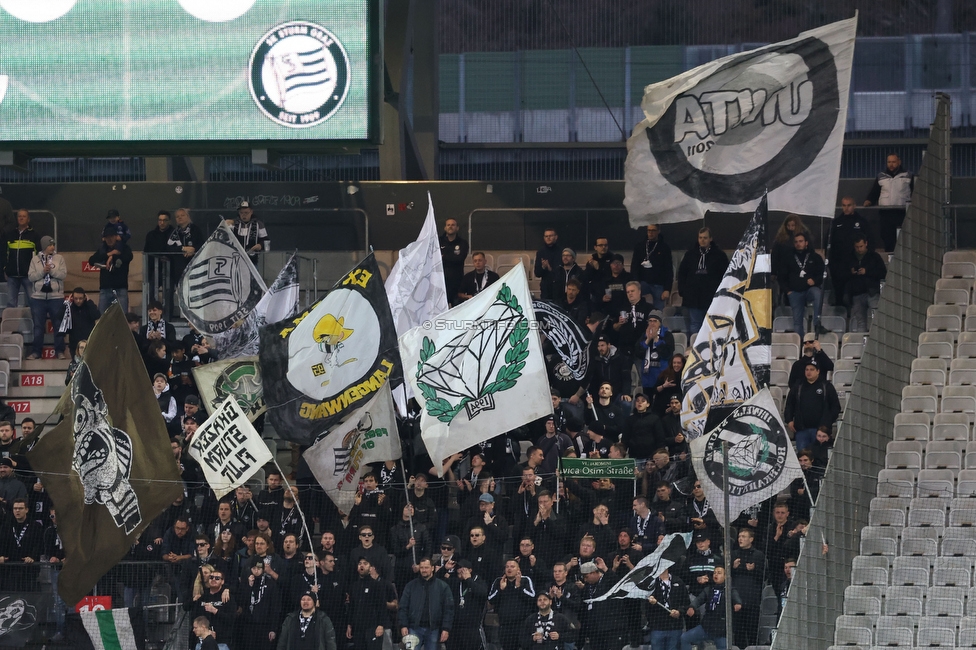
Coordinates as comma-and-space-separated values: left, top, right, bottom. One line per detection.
844, 597, 881, 618
942, 537, 976, 556
907, 507, 946, 527
891, 565, 930, 586
903, 527, 945, 543
854, 556, 893, 572
851, 566, 889, 586
870, 508, 907, 527
894, 422, 930, 441
917, 469, 954, 498
959, 468, 976, 497
916, 616, 957, 646
861, 537, 898, 556
925, 586, 965, 616
833, 616, 874, 646
846, 585, 884, 601
886, 451, 923, 471
874, 615, 916, 646
883, 596, 923, 617
878, 469, 916, 497
900, 536, 937, 556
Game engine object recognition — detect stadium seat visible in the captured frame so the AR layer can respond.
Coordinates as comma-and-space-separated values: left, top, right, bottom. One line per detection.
901, 396, 937, 415
770, 369, 790, 387
842, 341, 864, 358
771, 342, 799, 359
877, 470, 915, 498
844, 596, 881, 620
882, 595, 923, 617
851, 566, 889, 586
834, 369, 856, 392
958, 469, 976, 497
932, 422, 969, 441
942, 395, 976, 414
960, 342, 976, 359
772, 315, 795, 333
861, 536, 898, 556
924, 450, 962, 471
927, 314, 963, 332
916, 616, 957, 646
899, 536, 938, 556
943, 537, 976, 556
870, 508, 907, 527
894, 422, 930, 441
833, 616, 874, 646
914, 357, 949, 373
846, 585, 883, 601
945, 252, 976, 266
821, 315, 847, 334
886, 451, 923, 471
954, 369, 976, 386
918, 341, 955, 360
854, 555, 894, 572
943, 262, 976, 279
936, 288, 971, 305
909, 495, 951, 513
949, 498, 976, 526
917, 469, 955, 497
891, 565, 930, 587
926, 586, 965, 615
960, 616, 976, 646
888, 441, 924, 455
874, 615, 916, 645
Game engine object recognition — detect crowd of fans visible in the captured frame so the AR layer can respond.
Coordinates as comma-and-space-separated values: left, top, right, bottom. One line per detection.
0, 162, 908, 649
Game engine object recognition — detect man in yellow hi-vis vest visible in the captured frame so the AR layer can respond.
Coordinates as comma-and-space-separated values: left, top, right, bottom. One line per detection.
4, 209, 40, 308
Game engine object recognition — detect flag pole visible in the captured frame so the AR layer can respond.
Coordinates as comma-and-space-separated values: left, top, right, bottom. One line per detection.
270, 458, 318, 591
400, 458, 418, 567
722, 439, 734, 647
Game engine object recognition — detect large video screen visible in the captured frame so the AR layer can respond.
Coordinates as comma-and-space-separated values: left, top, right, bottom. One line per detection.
0, 0, 376, 143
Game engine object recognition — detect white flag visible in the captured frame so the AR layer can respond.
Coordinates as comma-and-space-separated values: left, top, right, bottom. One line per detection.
186, 396, 273, 498
385, 193, 449, 413
624, 17, 856, 226
587, 533, 692, 602
690, 388, 804, 526
304, 383, 401, 515
399, 264, 551, 472
176, 222, 267, 334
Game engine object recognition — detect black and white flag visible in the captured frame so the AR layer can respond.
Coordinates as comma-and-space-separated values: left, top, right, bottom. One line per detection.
533, 300, 590, 381
259, 254, 402, 446
177, 223, 267, 335
0, 594, 39, 647
681, 195, 771, 440
691, 388, 804, 525
587, 533, 692, 602
624, 17, 855, 225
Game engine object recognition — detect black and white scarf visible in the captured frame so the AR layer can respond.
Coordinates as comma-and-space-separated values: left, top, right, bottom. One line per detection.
146, 318, 167, 339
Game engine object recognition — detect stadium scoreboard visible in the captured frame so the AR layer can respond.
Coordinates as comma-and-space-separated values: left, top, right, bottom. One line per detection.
0, 0, 381, 148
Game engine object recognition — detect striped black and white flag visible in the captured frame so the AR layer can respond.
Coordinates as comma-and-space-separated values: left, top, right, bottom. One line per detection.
681, 194, 772, 440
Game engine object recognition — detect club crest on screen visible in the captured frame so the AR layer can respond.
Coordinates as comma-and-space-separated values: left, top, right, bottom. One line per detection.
249, 20, 351, 129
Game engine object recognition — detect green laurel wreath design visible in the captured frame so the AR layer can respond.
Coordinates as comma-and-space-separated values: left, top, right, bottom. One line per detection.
416, 284, 530, 423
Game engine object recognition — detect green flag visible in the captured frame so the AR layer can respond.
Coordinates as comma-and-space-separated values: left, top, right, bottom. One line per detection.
26, 305, 183, 607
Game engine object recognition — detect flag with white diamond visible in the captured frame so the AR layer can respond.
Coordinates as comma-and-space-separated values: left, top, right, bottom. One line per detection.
385, 194, 449, 413
690, 388, 803, 526
211, 252, 301, 359
176, 222, 267, 335
681, 194, 771, 440
400, 263, 551, 470
303, 383, 401, 515
624, 17, 855, 225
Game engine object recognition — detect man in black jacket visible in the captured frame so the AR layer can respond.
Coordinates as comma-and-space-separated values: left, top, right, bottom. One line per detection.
731, 528, 766, 648
458, 251, 500, 302
440, 218, 469, 306
446, 559, 488, 650
578, 561, 618, 650
191, 570, 237, 646
631, 224, 674, 310
4, 209, 40, 308
346, 556, 397, 650
90, 223, 133, 314
848, 235, 887, 332
534, 229, 561, 283
784, 358, 841, 452
788, 334, 835, 389
519, 592, 573, 650
681, 566, 742, 650
542, 248, 584, 302
489, 559, 538, 650
677, 228, 728, 334
644, 565, 690, 650
780, 231, 827, 339
589, 336, 632, 400
398, 557, 455, 650
278, 593, 337, 650
827, 197, 879, 306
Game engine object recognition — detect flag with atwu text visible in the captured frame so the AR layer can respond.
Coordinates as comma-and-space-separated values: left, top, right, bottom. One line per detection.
624, 17, 855, 226
690, 388, 804, 526
399, 264, 551, 470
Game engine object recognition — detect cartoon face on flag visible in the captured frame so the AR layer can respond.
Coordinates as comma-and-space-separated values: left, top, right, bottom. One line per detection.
177, 223, 266, 335
260, 255, 402, 446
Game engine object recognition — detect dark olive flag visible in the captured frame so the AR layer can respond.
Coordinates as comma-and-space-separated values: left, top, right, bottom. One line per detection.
26, 305, 183, 608
259, 254, 403, 446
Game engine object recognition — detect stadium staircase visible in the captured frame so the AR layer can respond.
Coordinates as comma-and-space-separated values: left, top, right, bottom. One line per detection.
833, 251, 976, 650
